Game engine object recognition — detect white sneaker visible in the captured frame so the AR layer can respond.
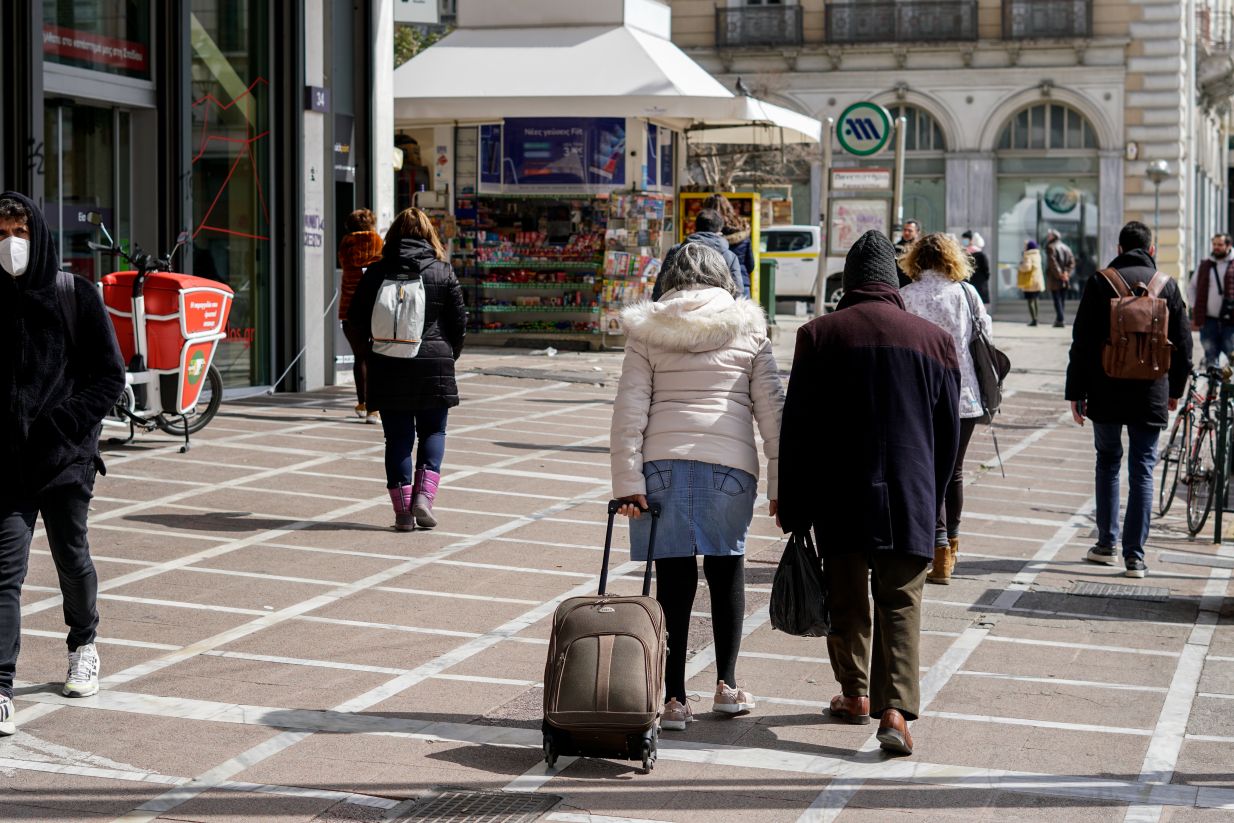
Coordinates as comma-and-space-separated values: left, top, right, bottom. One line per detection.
63, 643, 100, 697
0, 695, 14, 736
713, 680, 756, 715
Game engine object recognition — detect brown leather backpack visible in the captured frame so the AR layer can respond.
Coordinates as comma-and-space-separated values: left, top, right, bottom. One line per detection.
1099, 267, 1173, 381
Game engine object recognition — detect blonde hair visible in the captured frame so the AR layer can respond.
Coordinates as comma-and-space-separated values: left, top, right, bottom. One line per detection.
901, 232, 973, 283
385, 207, 447, 261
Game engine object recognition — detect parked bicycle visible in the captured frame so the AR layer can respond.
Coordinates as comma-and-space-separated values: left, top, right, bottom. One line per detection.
87, 213, 233, 452
1159, 365, 1231, 535
1158, 367, 1210, 517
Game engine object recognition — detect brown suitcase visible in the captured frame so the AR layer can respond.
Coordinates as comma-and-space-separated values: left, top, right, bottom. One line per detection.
542, 500, 666, 772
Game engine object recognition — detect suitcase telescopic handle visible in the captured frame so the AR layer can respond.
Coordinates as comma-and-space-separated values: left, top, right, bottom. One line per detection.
600, 499, 662, 597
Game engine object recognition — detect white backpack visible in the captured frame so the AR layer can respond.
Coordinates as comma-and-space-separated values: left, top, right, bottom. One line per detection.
370, 274, 426, 358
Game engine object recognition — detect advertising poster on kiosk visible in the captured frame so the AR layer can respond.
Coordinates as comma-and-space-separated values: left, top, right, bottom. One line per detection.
501, 118, 626, 186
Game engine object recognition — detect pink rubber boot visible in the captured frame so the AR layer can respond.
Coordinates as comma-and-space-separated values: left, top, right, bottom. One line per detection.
388, 485, 414, 532
413, 468, 440, 528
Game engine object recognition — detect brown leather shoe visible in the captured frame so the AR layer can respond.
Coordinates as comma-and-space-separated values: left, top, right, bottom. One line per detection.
876, 708, 913, 755
826, 694, 871, 724
926, 545, 951, 585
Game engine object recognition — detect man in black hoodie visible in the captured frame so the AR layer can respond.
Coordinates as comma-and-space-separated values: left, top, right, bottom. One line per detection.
653, 209, 745, 299
0, 192, 125, 735
1066, 221, 1191, 579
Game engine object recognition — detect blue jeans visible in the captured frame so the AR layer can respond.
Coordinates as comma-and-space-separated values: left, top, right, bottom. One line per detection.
381, 408, 448, 488
629, 460, 756, 560
1092, 422, 1159, 562
1199, 318, 1234, 366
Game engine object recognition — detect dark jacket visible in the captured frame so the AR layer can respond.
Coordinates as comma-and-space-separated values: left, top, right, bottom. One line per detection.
347, 237, 467, 411
777, 282, 961, 560
969, 250, 991, 303
723, 226, 755, 297
654, 232, 744, 300
0, 191, 125, 503
894, 238, 913, 288
1064, 248, 1191, 428
1045, 239, 1075, 292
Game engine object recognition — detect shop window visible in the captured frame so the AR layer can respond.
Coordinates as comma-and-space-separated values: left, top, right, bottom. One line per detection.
997, 103, 1097, 151
43, 0, 152, 80
190, 0, 271, 387
887, 105, 946, 152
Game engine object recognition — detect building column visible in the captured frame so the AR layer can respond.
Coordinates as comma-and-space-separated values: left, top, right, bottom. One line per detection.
302, 0, 328, 390
373, 0, 396, 232
0, 1, 44, 201
1099, 150, 1124, 264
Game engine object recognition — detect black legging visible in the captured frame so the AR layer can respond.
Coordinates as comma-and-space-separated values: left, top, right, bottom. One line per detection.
936, 418, 979, 547
655, 555, 744, 704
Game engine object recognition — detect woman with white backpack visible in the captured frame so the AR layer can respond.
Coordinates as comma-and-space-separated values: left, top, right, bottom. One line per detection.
348, 208, 467, 531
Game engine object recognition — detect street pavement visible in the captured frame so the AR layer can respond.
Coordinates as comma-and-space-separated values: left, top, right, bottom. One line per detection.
3, 319, 1233, 822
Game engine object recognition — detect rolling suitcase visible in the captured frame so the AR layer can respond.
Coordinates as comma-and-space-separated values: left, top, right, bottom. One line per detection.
542, 500, 666, 772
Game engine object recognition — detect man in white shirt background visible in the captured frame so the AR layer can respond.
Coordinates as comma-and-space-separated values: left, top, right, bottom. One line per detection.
1188, 233, 1234, 366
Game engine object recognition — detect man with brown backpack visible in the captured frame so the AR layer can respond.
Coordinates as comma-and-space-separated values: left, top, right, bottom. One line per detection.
1065, 221, 1191, 578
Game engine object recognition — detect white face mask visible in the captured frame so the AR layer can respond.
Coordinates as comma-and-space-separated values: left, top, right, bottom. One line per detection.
0, 236, 29, 277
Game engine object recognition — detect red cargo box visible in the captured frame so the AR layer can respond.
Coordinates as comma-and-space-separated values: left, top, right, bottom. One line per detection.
101, 271, 233, 414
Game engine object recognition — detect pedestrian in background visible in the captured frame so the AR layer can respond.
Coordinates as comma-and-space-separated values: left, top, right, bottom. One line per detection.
894, 219, 921, 288
778, 230, 960, 756
1018, 239, 1045, 326
653, 209, 742, 300
1045, 229, 1075, 328
0, 192, 126, 736
901, 233, 993, 586
348, 207, 467, 532
1065, 221, 1191, 578
338, 208, 384, 423
611, 242, 783, 733
1187, 233, 1234, 366
962, 231, 991, 304
702, 194, 754, 298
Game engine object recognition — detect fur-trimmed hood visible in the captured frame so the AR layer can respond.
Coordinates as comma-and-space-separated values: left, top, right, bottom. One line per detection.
621, 287, 767, 353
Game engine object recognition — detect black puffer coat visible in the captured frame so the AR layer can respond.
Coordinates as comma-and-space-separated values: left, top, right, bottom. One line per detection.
0, 191, 125, 503
347, 238, 467, 411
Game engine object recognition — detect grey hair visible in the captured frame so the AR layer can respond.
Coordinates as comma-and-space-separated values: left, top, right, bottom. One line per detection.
657, 242, 736, 296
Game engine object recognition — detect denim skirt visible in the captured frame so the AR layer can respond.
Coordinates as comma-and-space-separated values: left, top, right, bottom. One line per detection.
629, 459, 757, 561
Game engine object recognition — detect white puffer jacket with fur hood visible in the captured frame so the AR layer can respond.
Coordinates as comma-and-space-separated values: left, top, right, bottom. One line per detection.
610, 286, 785, 499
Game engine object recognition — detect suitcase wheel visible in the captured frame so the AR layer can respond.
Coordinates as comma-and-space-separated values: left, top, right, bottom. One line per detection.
543, 733, 558, 768
639, 738, 656, 773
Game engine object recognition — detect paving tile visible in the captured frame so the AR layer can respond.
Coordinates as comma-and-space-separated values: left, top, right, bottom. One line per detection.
1172, 739, 1234, 790
0, 770, 166, 820
365, 677, 541, 726
105, 569, 331, 613
67, 525, 226, 564
928, 673, 1162, 730
12, 633, 166, 692
21, 597, 255, 649
220, 621, 465, 670
156, 787, 339, 822
961, 638, 1178, 689
305, 587, 530, 634
195, 544, 401, 585
1198, 659, 1234, 695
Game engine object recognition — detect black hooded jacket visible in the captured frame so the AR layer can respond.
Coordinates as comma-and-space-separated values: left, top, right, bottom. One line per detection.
347, 237, 467, 411
1065, 248, 1192, 428
0, 191, 125, 503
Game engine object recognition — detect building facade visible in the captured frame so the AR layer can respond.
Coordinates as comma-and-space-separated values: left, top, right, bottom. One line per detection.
669, 0, 1233, 302
0, 0, 395, 390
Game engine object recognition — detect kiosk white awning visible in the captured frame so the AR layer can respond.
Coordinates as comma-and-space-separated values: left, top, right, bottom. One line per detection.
392, 23, 821, 144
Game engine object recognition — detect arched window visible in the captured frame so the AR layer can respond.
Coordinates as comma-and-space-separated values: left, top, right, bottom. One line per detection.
887, 104, 946, 152
997, 103, 1097, 151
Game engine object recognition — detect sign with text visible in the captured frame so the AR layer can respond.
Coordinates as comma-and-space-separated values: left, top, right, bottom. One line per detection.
502, 118, 626, 186
831, 168, 892, 191
43, 24, 148, 75
837, 102, 892, 157
828, 199, 890, 256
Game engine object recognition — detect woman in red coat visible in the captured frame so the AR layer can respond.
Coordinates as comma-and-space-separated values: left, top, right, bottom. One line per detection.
338, 209, 384, 422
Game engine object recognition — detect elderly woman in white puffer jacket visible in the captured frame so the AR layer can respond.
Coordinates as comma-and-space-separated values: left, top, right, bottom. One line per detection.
611, 242, 784, 733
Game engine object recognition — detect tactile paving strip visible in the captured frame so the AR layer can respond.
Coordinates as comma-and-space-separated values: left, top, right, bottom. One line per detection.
1067, 580, 1171, 602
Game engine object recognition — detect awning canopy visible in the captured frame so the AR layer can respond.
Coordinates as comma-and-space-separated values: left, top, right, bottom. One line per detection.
392, 24, 821, 144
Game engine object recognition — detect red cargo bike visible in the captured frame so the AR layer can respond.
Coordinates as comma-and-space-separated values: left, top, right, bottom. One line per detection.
87, 212, 233, 452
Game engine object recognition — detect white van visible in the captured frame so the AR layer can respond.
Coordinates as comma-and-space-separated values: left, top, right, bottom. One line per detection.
760, 225, 822, 300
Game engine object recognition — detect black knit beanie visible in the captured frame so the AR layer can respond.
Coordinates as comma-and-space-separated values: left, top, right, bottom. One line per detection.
843, 230, 900, 292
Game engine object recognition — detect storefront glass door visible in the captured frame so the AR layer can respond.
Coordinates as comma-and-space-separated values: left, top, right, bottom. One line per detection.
995, 175, 1098, 302
43, 101, 131, 282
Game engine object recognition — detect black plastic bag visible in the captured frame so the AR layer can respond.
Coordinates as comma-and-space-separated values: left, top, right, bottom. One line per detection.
770, 530, 830, 637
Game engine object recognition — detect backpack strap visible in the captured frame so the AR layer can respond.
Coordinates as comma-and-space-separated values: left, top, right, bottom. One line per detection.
56, 270, 78, 351
1098, 267, 1132, 298
1146, 271, 1171, 298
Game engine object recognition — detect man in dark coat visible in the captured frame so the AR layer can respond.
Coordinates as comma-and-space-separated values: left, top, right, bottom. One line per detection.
653, 209, 744, 299
778, 230, 961, 756
893, 218, 920, 288
1066, 221, 1191, 578
0, 191, 125, 735
1045, 229, 1076, 327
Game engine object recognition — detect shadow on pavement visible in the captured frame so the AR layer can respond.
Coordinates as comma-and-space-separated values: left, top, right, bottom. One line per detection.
122, 511, 386, 533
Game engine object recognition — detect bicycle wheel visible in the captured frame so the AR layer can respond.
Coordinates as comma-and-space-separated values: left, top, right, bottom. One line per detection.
1158, 410, 1188, 516
156, 364, 224, 436
1186, 424, 1217, 535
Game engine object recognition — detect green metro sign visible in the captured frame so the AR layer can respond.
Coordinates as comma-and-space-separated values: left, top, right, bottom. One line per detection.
837, 102, 893, 157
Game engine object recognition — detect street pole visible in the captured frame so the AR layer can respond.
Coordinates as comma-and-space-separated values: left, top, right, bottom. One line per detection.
815, 117, 834, 310
1154, 182, 1161, 242
891, 116, 907, 237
